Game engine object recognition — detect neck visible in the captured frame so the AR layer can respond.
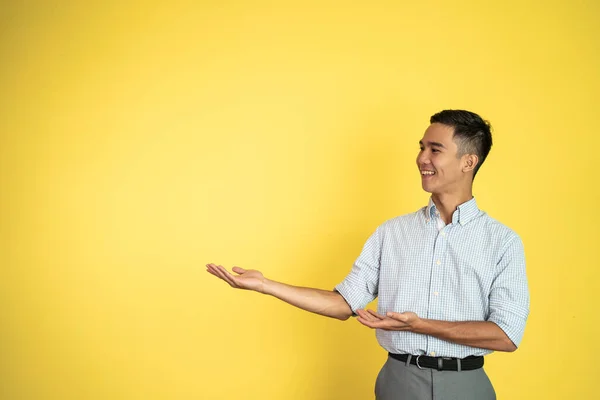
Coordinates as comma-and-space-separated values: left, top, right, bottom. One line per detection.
431, 189, 473, 225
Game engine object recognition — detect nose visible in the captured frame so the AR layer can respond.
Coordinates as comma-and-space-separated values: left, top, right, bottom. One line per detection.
416, 149, 430, 166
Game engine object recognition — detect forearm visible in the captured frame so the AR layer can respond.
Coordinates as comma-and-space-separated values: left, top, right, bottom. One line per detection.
414, 319, 517, 352
262, 279, 353, 321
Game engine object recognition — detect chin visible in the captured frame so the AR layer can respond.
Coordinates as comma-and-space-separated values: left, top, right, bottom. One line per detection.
421, 184, 434, 193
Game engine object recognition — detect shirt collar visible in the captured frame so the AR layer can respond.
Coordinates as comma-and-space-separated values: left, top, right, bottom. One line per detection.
426, 197, 480, 226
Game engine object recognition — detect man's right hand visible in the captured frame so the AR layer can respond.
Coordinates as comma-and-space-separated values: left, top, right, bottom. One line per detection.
206, 264, 266, 293
205, 263, 352, 320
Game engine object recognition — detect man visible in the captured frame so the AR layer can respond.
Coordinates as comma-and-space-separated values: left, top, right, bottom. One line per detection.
206, 109, 530, 399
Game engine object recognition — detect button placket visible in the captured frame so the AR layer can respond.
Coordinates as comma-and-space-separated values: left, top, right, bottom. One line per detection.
428, 221, 447, 324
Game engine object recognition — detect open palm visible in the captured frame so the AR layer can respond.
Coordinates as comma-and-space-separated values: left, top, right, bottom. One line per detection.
206, 264, 265, 293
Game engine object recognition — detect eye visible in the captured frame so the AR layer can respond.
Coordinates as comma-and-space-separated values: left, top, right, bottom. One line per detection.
432, 149, 440, 153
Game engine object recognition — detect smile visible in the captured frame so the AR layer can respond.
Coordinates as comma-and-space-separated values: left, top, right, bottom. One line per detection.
420, 171, 436, 175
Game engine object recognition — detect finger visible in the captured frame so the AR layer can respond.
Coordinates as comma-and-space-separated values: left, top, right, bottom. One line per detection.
221, 273, 238, 288
360, 317, 391, 330
356, 309, 377, 322
387, 312, 408, 322
359, 310, 381, 322
358, 313, 386, 327
219, 270, 239, 288
207, 264, 225, 278
360, 316, 404, 331
207, 266, 235, 287
366, 309, 386, 320
207, 263, 226, 276
356, 317, 377, 329
206, 264, 220, 276
232, 266, 246, 275
213, 265, 238, 287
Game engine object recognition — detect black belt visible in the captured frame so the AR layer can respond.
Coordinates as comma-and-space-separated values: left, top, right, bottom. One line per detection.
389, 353, 484, 371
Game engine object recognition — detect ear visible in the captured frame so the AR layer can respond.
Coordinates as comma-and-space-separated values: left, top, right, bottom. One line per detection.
462, 154, 479, 173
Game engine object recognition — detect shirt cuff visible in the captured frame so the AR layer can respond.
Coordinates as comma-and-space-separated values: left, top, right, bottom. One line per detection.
334, 281, 369, 314
488, 307, 528, 347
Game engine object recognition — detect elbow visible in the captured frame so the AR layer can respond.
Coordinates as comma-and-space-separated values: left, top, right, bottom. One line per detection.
489, 320, 519, 352
332, 292, 353, 321
320, 302, 353, 321
337, 312, 353, 321
500, 338, 518, 352
334, 307, 353, 321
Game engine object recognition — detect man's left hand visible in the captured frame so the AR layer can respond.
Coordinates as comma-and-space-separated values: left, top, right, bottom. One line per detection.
356, 309, 423, 332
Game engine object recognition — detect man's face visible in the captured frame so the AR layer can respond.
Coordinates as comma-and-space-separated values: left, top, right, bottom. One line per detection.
416, 123, 467, 194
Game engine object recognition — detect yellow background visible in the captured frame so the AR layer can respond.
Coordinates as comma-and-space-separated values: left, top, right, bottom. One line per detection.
1, 1, 597, 399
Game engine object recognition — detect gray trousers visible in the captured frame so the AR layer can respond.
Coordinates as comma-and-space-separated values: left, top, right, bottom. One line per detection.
375, 355, 496, 400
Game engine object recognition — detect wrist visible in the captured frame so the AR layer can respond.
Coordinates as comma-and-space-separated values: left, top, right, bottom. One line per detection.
413, 318, 431, 335
261, 277, 274, 295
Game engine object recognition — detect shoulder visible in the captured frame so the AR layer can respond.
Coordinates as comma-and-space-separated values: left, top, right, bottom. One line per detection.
375, 207, 427, 233
476, 212, 523, 248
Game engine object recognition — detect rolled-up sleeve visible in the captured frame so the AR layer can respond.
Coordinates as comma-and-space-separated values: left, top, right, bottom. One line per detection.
335, 227, 381, 313
487, 236, 530, 347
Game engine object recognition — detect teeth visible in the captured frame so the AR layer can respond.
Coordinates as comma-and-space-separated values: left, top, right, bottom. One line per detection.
421, 171, 435, 175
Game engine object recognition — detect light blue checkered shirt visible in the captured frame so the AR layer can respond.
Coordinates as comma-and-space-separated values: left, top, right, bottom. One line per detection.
335, 197, 529, 358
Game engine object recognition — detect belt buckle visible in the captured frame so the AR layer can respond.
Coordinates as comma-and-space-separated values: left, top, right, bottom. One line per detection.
415, 355, 424, 370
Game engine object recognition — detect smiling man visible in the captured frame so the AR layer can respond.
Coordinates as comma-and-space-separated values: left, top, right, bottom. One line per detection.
206, 109, 530, 400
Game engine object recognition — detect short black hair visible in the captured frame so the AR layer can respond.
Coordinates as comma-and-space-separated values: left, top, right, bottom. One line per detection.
430, 109, 493, 177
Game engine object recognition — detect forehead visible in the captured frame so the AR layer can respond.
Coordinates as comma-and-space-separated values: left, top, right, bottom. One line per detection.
420, 123, 457, 147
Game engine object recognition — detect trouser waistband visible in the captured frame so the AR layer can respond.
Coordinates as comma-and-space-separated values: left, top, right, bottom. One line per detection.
388, 353, 484, 371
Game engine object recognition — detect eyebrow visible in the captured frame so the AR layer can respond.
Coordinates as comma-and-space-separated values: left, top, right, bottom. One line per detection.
419, 140, 446, 149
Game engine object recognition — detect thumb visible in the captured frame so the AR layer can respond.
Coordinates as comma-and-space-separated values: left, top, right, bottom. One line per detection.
387, 312, 407, 321
232, 266, 246, 274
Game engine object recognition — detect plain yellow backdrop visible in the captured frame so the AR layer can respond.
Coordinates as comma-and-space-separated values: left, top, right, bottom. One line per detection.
1, 1, 597, 399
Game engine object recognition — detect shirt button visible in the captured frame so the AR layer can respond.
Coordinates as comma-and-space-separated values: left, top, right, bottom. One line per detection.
431, 352, 436, 356
441, 231, 446, 236
436, 260, 441, 265
434, 291, 439, 296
